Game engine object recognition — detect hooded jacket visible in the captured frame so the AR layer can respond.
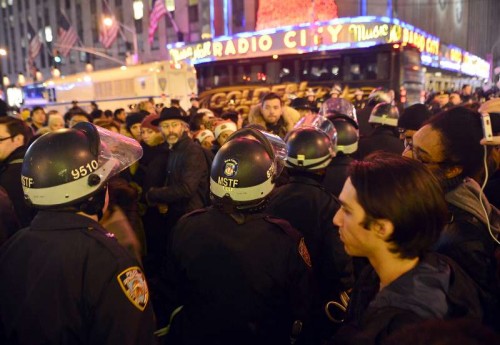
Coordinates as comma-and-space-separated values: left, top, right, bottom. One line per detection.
247, 105, 300, 138
332, 253, 483, 345
436, 178, 500, 329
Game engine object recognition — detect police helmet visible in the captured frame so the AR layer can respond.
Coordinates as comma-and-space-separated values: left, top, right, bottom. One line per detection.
367, 87, 392, 107
210, 128, 286, 212
326, 114, 359, 154
321, 98, 357, 122
368, 102, 399, 127
22, 122, 142, 211
290, 97, 312, 111
285, 126, 336, 171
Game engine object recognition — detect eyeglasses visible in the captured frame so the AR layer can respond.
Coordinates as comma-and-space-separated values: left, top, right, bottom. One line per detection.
0, 135, 14, 142
406, 141, 454, 166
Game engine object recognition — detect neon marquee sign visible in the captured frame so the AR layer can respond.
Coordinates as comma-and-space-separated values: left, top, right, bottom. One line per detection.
167, 16, 489, 79
168, 17, 441, 63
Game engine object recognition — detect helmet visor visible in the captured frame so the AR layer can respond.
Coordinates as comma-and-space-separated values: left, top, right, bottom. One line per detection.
321, 98, 357, 122
294, 114, 337, 140
225, 127, 287, 178
94, 125, 143, 177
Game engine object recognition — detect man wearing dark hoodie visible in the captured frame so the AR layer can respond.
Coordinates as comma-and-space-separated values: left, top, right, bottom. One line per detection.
410, 106, 500, 331
331, 153, 483, 345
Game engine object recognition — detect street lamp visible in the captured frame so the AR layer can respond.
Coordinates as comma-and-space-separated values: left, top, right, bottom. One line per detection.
17, 72, 26, 86
103, 16, 138, 65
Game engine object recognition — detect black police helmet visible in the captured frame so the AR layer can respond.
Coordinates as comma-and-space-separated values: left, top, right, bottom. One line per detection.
327, 114, 359, 154
22, 122, 142, 210
369, 102, 399, 127
285, 127, 335, 171
210, 128, 280, 211
367, 88, 392, 107
290, 97, 312, 111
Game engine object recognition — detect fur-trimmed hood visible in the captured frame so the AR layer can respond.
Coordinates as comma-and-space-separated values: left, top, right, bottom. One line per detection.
247, 105, 300, 138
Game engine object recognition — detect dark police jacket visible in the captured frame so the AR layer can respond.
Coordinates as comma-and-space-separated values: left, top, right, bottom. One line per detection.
147, 133, 209, 220
332, 253, 483, 345
0, 146, 36, 229
356, 126, 404, 160
159, 207, 313, 345
322, 155, 355, 198
267, 174, 354, 302
0, 211, 157, 345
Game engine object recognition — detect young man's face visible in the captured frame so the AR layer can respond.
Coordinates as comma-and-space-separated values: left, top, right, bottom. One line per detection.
201, 136, 214, 149
141, 128, 163, 146
130, 123, 142, 142
261, 98, 282, 126
0, 124, 23, 161
69, 115, 90, 128
32, 109, 46, 126
116, 110, 127, 122
333, 178, 377, 258
217, 130, 233, 146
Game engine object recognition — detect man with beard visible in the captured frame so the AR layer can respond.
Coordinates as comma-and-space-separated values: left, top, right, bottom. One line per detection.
147, 105, 209, 230
410, 106, 500, 331
145, 107, 209, 317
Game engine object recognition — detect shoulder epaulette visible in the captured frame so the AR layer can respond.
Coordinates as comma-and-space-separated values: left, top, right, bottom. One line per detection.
183, 207, 209, 219
264, 215, 302, 242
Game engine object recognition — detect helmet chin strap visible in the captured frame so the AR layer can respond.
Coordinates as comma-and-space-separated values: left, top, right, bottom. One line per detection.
211, 194, 270, 214
78, 186, 107, 220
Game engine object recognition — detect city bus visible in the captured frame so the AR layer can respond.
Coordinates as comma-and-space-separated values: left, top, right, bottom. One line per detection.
21, 60, 198, 113
167, 16, 490, 115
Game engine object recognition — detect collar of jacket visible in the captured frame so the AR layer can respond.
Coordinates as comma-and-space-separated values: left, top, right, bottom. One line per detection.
29, 210, 103, 231
1, 145, 26, 165
289, 173, 325, 187
170, 132, 190, 150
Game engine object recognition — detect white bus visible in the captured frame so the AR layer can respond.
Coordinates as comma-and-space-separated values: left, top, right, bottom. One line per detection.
22, 60, 198, 113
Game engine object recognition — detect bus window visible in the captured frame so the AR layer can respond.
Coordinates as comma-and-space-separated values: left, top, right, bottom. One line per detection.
344, 53, 384, 81
376, 52, 390, 80
279, 59, 296, 83
302, 58, 341, 82
213, 65, 230, 87
236, 63, 266, 84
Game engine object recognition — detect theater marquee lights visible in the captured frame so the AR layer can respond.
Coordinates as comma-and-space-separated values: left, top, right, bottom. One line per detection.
168, 17, 440, 62
167, 16, 489, 80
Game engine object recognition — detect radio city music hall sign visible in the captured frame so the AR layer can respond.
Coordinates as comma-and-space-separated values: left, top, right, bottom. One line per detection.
168, 18, 440, 63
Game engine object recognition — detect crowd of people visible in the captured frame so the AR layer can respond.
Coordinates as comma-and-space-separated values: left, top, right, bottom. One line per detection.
0, 85, 499, 345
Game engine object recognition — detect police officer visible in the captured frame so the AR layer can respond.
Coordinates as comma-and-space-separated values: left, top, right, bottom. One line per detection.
323, 113, 360, 198
158, 128, 313, 345
356, 102, 404, 159
0, 123, 157, 345
267, 118, 354, 340
356, 88, 392, 137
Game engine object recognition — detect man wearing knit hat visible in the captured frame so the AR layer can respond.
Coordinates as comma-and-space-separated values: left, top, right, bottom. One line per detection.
125, 111, 148, 141
194, 129, 215, 150
214, 120, 237, 146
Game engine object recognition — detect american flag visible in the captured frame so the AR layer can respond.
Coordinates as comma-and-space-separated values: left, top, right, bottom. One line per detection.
27, 22, 41, 62
148, 0, 167, 44
99, 18, 120, 49
56, 13, 78, 57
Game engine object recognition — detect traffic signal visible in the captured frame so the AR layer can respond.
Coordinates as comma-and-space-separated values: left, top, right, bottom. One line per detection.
53, 50, 61, 64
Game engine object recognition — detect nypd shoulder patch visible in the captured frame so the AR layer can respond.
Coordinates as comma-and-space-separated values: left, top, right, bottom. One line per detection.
117, 266, 149, 311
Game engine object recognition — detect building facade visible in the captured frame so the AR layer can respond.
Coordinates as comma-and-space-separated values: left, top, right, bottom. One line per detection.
0, 0, 498, 86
